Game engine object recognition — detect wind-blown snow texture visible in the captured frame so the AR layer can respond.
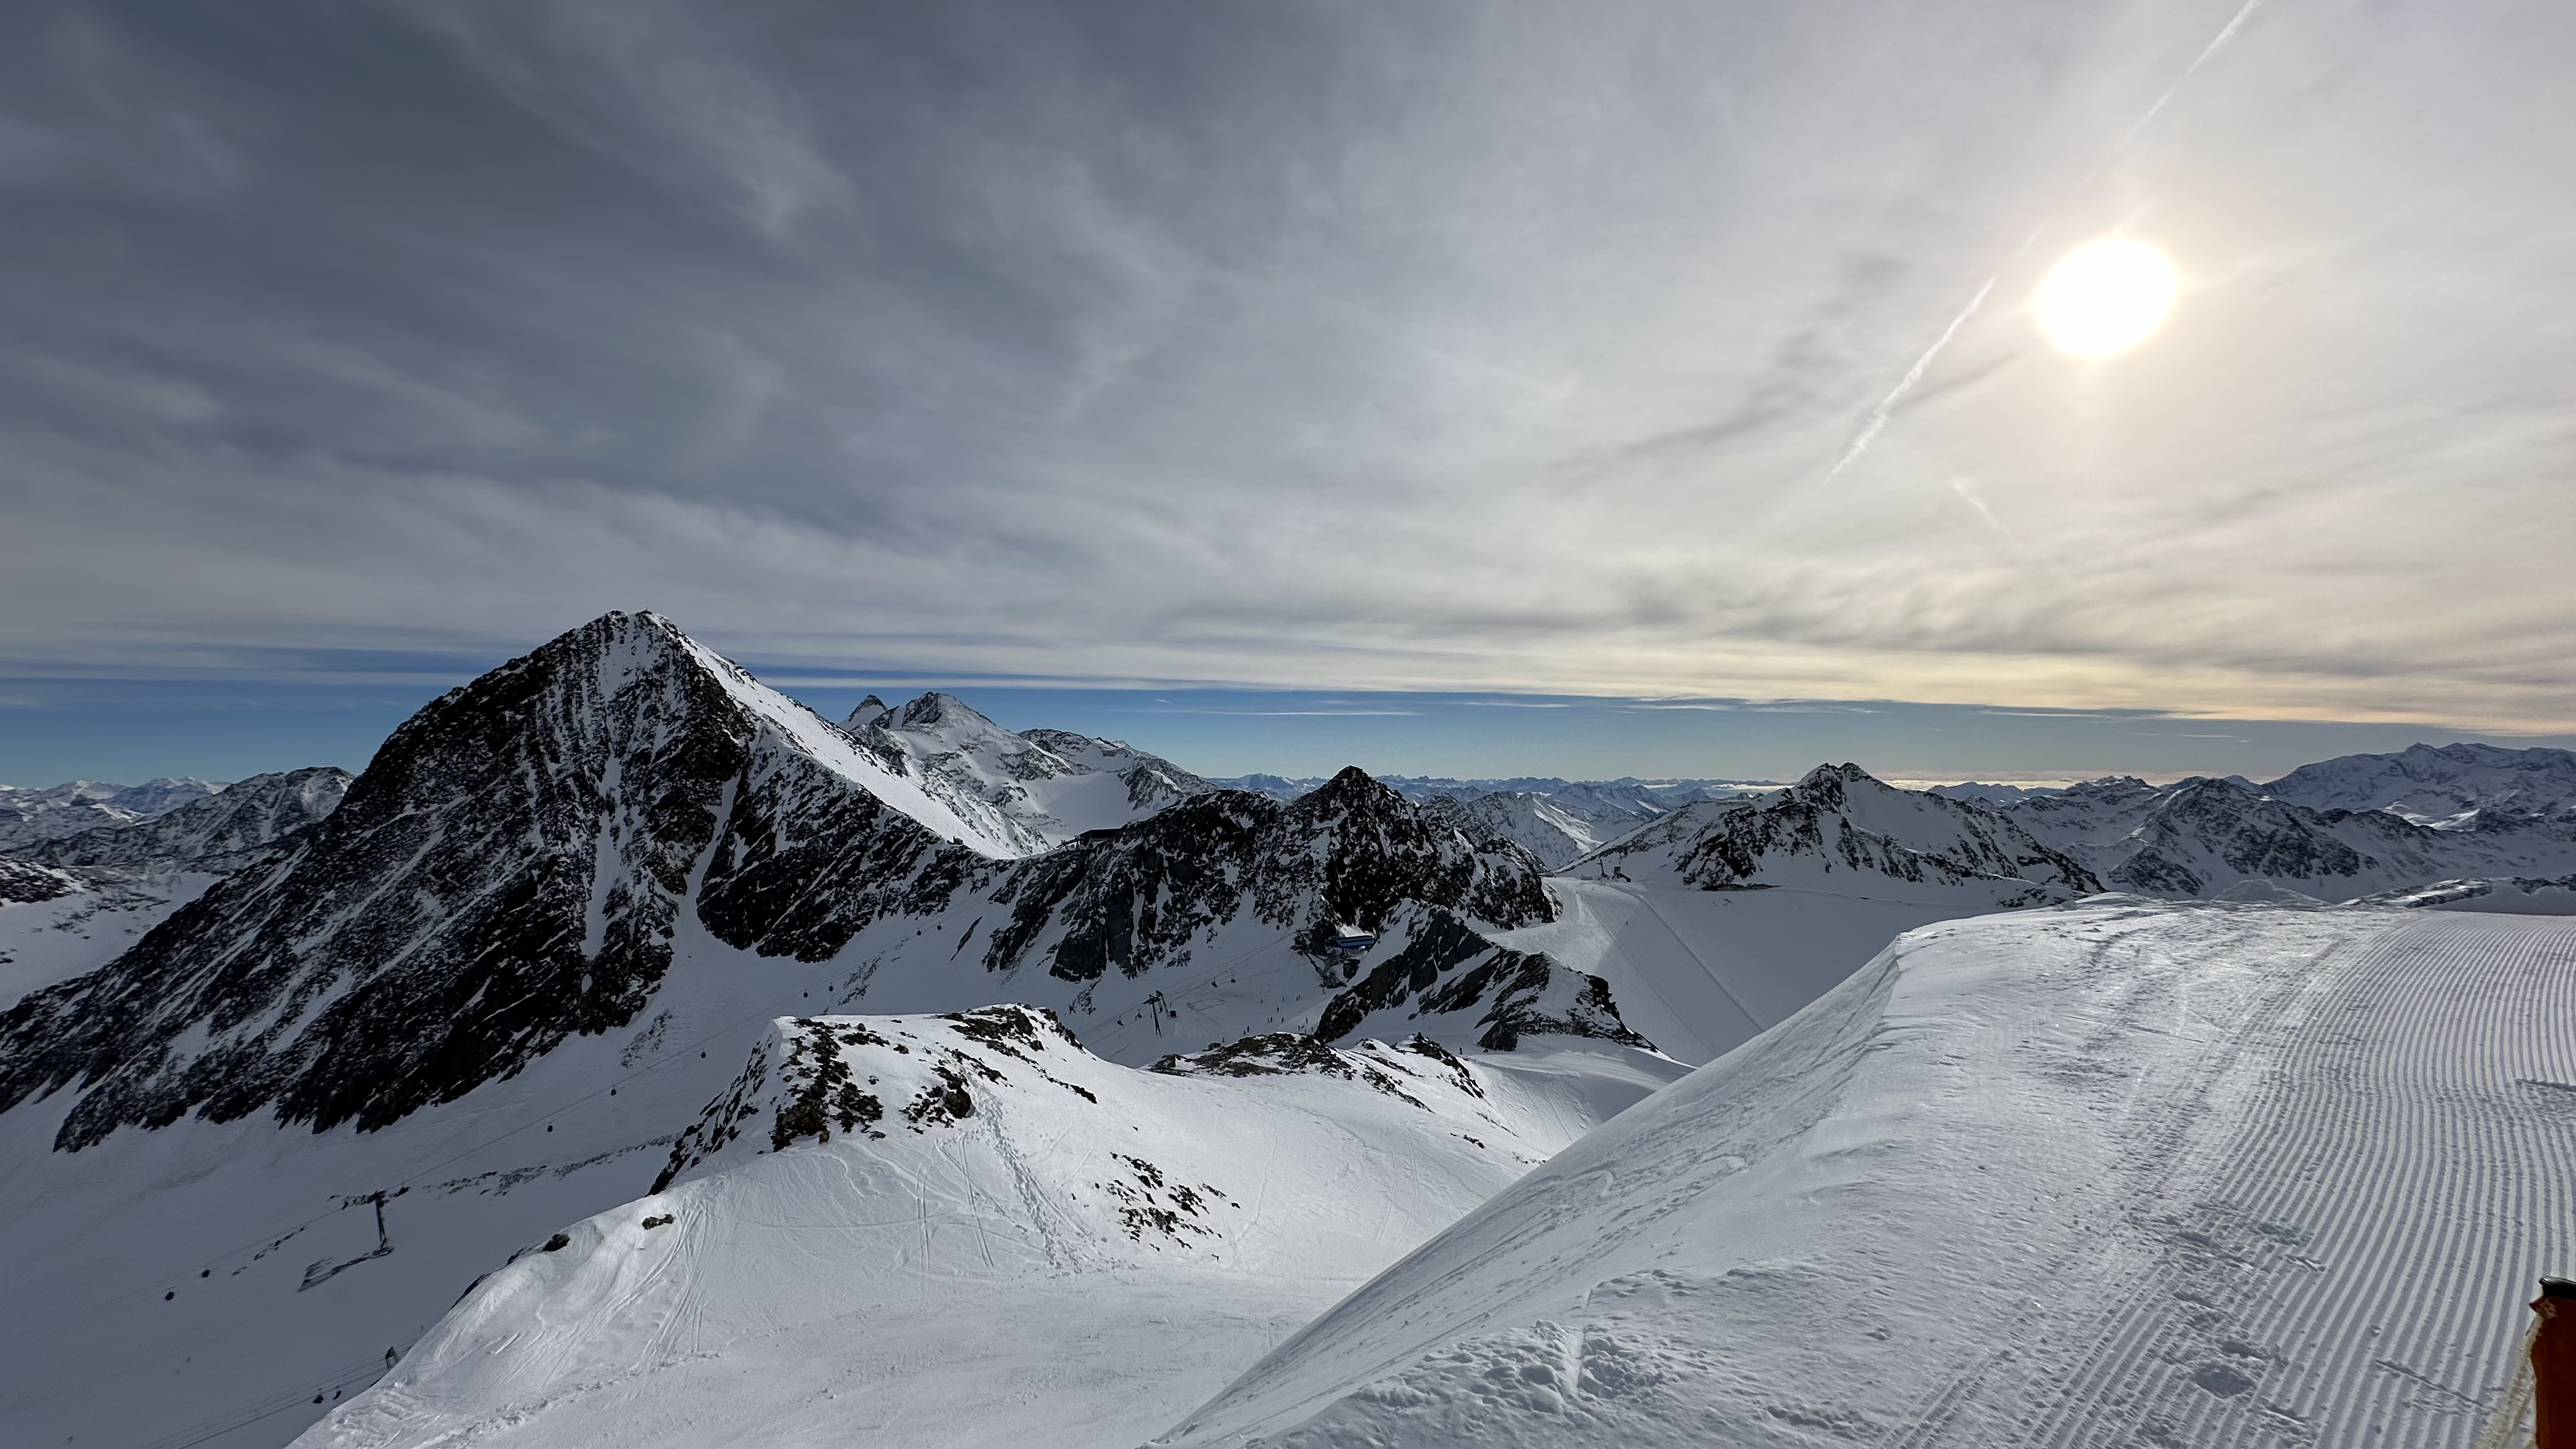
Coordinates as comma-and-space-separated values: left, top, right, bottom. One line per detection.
24, 613, 2576, 1449
1160, 901, 2576, 1448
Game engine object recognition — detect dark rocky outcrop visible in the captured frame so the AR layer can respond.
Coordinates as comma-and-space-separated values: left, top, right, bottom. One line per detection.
0, 612, 963, 1149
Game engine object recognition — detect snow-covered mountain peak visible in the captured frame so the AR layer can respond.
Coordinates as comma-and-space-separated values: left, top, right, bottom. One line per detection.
309, 1006, 1682, 1449
2264, 741, 2576, 826
1569, 762, 2097, 907
2000, 770, 2576, 901
847, 691, 1215, 849
29, 766, 352, 874
0, 611, 1022, 1150
0, 775, 233, 850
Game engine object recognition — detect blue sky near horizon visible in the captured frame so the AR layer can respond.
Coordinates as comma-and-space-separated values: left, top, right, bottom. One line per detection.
3, 4, 2570, 778
9, 667, 2573, 792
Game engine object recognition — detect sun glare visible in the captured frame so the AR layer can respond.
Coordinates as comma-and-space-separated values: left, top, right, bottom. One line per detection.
2035, 238, 2179, 358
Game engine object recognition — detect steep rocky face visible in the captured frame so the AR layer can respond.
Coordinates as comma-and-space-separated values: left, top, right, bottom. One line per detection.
2104, 779, 2369, 895
0, 617, 1627, 1154
1218, 775, 1756, 842
2007, 776, 2167, 854
972, 769, 1553, 981
1572, 763, 2099, 906
29, 767, 353, 874
0, 612, 988, 1149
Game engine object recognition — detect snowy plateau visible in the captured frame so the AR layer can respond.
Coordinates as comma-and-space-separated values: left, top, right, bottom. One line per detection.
2, 611, 2572, 1449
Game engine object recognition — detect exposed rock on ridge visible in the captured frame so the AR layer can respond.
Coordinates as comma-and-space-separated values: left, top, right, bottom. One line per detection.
0, 612, 985, 1148
28, 767, 353, 874
1574, 763, 2099, 905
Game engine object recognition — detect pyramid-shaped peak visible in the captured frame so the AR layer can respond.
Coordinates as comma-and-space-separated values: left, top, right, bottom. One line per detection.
1790, 762, 1890, 800
1293, 766, 1409, 816
469, 611, 763, 709
844, 694, 891, 729
896, 691, 988, 727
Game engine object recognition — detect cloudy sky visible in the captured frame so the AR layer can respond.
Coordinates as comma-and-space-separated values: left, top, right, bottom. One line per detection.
3, 0, 2572, 783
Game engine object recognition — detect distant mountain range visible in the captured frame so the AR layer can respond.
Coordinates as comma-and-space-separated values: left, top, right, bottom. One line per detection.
10, 611, 2576, 1449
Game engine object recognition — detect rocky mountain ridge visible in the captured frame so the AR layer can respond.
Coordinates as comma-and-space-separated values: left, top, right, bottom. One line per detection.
2261, 740, 2576, 827
847, 691, 1215, 852
0, 613, 1641, 1155
0, 776, 228, 851
1569, 762, 2099, 907
2003, 770, 2576, 900
25, 767, 352, 875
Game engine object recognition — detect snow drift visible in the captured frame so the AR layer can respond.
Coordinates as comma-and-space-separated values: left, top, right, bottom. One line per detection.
1156, 900, 2576, 1447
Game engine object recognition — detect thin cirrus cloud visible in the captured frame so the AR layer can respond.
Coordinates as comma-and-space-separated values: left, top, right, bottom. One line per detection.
0, 0, 2569, 742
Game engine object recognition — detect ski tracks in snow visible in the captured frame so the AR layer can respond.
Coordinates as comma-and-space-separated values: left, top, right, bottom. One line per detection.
1898, 911, 2576, 1448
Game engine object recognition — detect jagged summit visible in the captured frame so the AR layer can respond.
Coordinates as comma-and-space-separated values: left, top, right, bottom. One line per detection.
0, 775, 229, 851
850, 688, 1215, 848
0, 611, 1009, 1147
2002, 770, 2576, 900
0, 615, 1635, 1154
1572, 762, 2096, 906
29, 766, 351, 874
2264, 741, 2576, 826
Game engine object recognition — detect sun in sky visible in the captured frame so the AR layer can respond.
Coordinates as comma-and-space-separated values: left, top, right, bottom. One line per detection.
2035, 238, 2180, 357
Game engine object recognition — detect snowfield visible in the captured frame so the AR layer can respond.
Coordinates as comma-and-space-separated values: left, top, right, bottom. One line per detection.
296, 1009, 1682, 1449
1156, 900, 2576, 1448
16, 612, 2576, 1449
0, 871, 222, 1009
1494, 877, 2008, 1065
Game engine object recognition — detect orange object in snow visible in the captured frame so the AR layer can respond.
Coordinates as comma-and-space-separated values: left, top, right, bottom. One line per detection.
2537, 1278, 2576, 1449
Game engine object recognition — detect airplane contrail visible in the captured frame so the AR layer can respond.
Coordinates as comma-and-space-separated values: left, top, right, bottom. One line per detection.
1809, 0, 2270, 494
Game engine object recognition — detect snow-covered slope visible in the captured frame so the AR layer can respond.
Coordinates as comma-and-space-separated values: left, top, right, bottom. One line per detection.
1443, 766, 2097, 1067
1160, 901, 2576, 1448
27, 766, 351, 873
0, 613, 1659, 1449
2263, 741, 2576, 828
1423, 792, 1605, 870
300, 1007, 1683, 1449
792, 766, 1639, 1064
0, 611, 1018, 1151
0, 871, 223, 1010
2011, 774, 2576, 900
1568, 763, 2097, 907
0, 776, 227, 850
847, 692, 1214, 851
